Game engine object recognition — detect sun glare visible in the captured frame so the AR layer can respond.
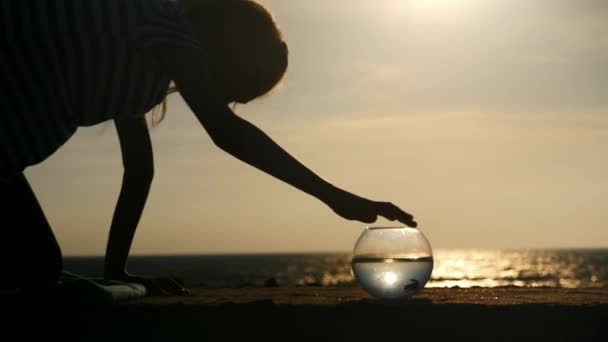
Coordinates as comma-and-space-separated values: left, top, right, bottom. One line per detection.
383, 272, 398, 285
388, 0, 451, 10
383, 0, 454, 21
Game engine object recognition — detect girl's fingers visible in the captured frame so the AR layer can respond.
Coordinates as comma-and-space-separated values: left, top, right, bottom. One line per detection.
378, 202, 417, 227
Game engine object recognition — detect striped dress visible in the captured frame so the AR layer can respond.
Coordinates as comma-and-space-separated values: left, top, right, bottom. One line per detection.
0, 0, 203, 179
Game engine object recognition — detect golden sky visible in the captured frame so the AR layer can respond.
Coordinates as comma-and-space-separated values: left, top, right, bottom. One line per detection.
26, 0, 608, 255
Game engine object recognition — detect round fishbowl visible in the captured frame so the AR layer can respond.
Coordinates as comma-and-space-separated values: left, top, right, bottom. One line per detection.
351, 226, 433, 300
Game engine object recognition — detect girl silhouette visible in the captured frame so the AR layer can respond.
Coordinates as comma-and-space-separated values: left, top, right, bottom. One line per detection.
0, 0, 416, 293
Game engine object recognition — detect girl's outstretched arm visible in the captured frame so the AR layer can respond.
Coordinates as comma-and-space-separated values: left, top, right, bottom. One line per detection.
104, 116, 154, 280
157, 47, 416, 227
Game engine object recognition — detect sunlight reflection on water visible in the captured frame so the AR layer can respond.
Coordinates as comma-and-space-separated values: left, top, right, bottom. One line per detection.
426, 249, 607, 288
313, 249, 607, 288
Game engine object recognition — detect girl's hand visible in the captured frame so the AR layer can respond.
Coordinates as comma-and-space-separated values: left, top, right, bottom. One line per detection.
324, 187, 417, 228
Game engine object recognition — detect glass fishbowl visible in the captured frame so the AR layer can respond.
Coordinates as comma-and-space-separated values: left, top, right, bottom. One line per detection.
351, 226, 433, 300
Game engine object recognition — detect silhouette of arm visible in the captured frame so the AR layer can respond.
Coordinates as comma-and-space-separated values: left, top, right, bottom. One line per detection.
156, 47, 416, 227
104, 116, 154, 279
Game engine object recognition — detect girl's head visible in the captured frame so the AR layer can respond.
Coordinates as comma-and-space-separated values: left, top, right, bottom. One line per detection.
178, 0, 288, 104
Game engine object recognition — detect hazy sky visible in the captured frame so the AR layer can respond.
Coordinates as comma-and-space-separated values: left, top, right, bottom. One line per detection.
26, 0, 608, 255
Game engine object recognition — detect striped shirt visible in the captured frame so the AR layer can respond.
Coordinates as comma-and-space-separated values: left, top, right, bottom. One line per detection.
0, 0, 203, 179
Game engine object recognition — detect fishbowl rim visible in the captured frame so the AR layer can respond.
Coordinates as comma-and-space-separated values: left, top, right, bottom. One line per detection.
365, 225, 419, 231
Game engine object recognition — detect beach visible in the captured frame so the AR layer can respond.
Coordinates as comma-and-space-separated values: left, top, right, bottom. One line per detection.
9, 287, 602, 341
7, 250, 608, 340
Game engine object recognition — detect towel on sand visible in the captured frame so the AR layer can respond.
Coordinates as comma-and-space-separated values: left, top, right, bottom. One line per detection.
54, 271, 147, 305
0, 271, 148, 306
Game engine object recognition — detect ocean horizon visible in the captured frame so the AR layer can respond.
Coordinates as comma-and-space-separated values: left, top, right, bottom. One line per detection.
63, 248, 607, 289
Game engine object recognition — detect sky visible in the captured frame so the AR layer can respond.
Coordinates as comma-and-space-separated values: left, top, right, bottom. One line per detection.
26, 0, 608, 255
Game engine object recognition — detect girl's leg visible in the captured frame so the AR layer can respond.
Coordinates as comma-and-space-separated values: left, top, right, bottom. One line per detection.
0, 173, 62, 290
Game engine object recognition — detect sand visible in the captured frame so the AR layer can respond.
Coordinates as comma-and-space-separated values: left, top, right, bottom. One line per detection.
6, 287, 607, 341
125, 286, 608, 306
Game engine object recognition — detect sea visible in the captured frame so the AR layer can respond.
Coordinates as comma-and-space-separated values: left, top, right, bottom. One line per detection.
63, 249, 607, 288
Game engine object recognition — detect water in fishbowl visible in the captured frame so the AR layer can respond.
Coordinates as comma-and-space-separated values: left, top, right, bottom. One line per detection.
352, 256, 434, 300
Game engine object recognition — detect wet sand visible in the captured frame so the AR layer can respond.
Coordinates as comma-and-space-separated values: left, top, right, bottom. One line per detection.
7, 287, 607, 341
